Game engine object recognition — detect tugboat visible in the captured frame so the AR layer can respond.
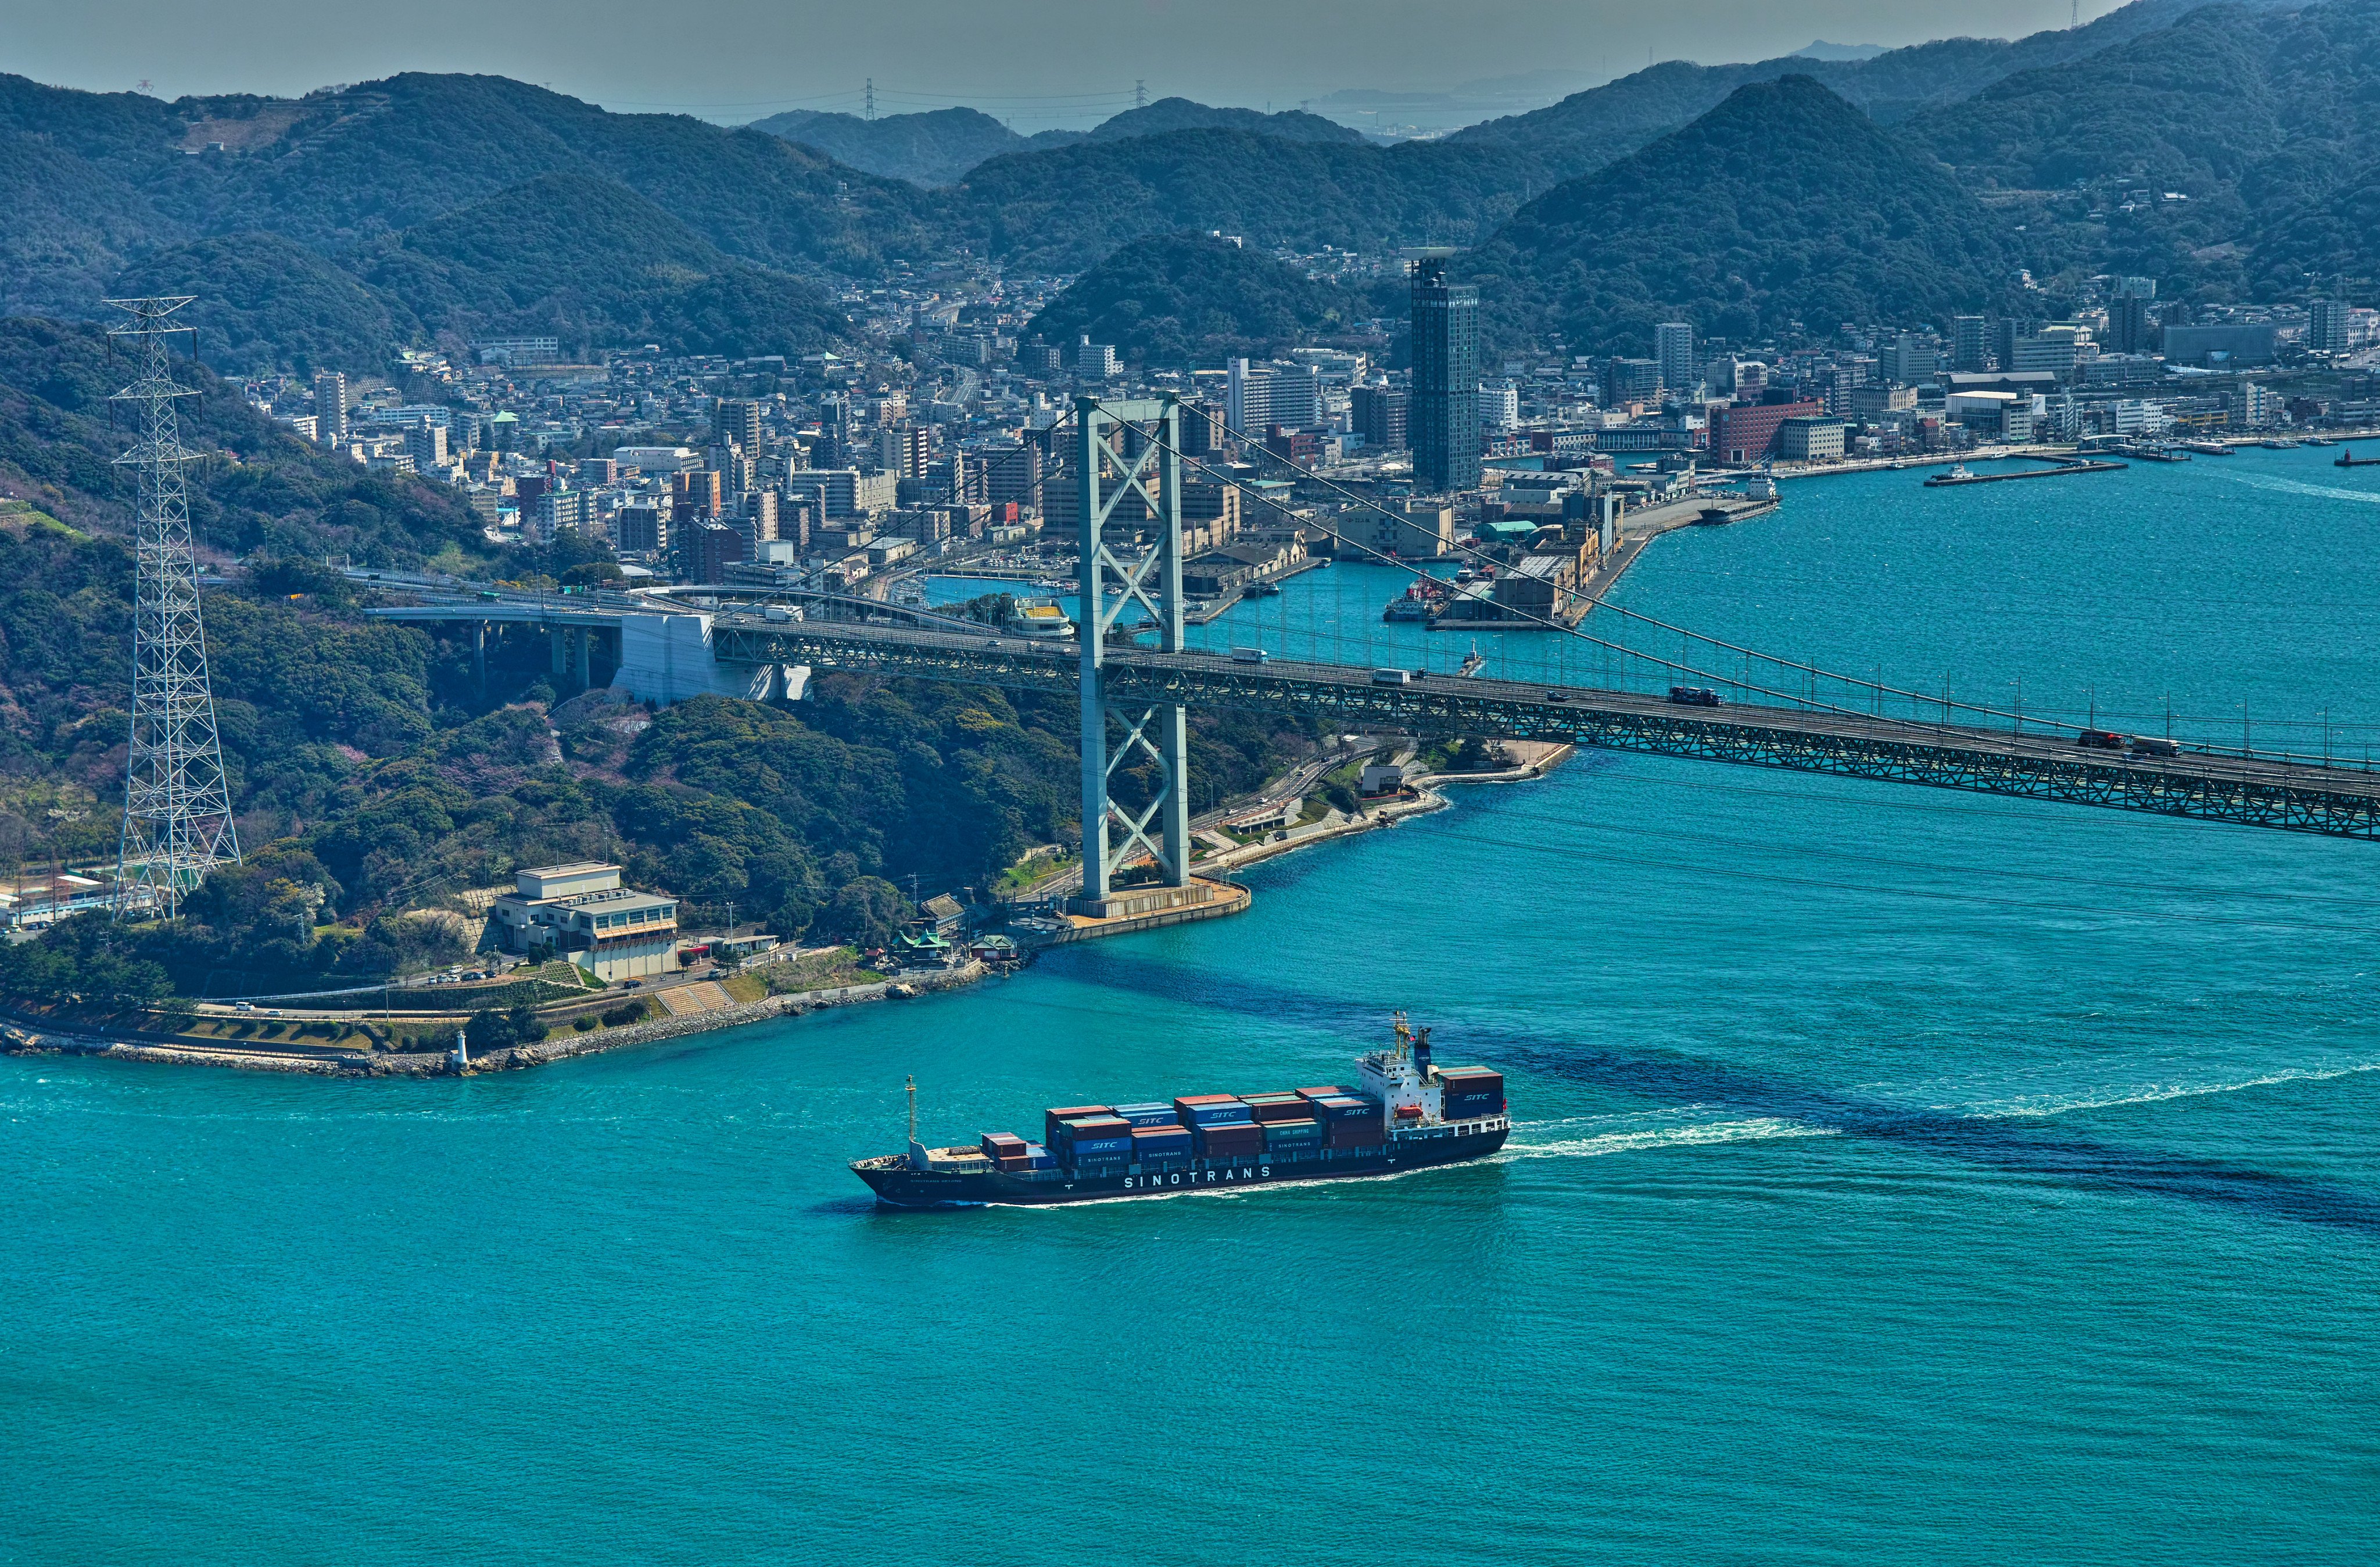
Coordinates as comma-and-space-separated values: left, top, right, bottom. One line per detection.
851, 1015, 1509, 1207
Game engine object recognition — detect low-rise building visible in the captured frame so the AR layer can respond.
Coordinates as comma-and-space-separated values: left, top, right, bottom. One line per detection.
1777, 416, 1847, 461
486, 863, 681, 982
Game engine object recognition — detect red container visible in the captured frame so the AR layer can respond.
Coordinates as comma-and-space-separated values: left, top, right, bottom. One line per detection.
1044, 1104, 1112, 1142
1248, 1099, 1313, 1124
1296, 1086, 1357, 1101
981, 1132, 1028, 1161
1328, 1122, 1386, 1150
1173, 1094, 1241, 1117
1195, 1124, 1264, 1155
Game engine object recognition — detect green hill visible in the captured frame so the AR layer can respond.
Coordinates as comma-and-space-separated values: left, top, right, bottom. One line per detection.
1026, 233, 1356, 366
0, 70, 924, 350
0, 316, 484, 565
751, 106, 1030, 186
751, 97, 1370, 188
1083, 98, 1367, 146
350, 173, 845, 360
112, 233, 421, 375
1904, 0, 2380, 296
1448, 0, 2249, 175
947, 131, 1537, 273
1471, 76, 2019, 355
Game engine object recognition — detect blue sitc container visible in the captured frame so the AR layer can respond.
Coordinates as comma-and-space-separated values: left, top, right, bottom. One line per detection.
1312, 1096, 1382, 1119
1066, 1137, 1132, 1157
1187, 1105, 1254, 1126
1110, 1102, 1181, 1127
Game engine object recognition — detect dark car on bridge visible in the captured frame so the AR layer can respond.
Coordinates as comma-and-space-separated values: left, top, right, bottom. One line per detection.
1667, 686, 1724, 707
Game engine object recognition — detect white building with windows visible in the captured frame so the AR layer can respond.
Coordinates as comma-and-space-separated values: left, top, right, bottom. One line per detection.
486, 863, 682, 982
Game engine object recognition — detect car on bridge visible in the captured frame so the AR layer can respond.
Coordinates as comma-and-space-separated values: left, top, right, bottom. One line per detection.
1667, 686, 1724, 707
2077, 729, 2126, 750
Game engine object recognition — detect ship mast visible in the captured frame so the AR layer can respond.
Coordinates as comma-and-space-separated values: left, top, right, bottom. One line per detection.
906, 1075, 916, 1144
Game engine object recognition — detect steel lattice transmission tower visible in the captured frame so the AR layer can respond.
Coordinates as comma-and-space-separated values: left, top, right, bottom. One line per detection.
108, 296, 239, 918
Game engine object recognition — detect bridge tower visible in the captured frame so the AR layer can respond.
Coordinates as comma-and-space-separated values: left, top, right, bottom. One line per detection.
109, 296, 240, 918
1074, 395, 1191, 912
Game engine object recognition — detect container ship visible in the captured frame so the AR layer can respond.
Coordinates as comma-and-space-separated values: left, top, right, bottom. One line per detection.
851, 1016, 1508, 1208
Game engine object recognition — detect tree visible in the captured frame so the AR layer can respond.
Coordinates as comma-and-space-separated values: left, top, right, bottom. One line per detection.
822, 876, 914, 950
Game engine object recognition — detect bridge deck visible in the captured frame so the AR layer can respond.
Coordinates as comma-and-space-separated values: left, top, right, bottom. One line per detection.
712, 614, 2380, 841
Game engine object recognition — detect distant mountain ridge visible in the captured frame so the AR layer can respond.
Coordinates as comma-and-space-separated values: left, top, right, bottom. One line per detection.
750, 96, 1365, 186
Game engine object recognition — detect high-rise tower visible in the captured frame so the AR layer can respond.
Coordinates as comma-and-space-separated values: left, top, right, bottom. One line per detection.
109, 296, 239, 918
1655, 321, 1699, 400
1406, 249, 1479, 493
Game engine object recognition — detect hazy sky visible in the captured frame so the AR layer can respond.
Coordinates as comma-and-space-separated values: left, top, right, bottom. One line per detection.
17, 1, 2123, 128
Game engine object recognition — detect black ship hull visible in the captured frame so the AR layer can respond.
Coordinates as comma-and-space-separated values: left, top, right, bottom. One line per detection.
852, 1124, 1510, 1207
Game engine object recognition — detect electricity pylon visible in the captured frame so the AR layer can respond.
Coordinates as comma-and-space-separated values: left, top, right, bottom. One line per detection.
109, 296, 238, 918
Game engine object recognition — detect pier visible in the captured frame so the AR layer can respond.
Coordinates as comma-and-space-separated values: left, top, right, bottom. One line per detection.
1924, 459, 2127, 488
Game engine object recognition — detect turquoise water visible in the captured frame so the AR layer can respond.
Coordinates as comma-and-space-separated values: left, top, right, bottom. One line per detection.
9, 449, 2380, 1564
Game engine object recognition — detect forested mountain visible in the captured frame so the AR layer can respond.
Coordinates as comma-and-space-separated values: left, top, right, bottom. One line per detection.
1906, 0, 2380, 297
1026, 234, 1360, 366
1080, 98, 1367, 146
1469, 77, 2020, 355
750, 106, 1046, 187
0, 318, 482, 565
348, 174, 845, 363
1447, 0, 2266, 169
111, 234, 422, 375
0, 70, 929, 360
753, 96, 1368, 186
947, 133, 1539, 272
109, 177, 845, 372
6, 1, 2380, 377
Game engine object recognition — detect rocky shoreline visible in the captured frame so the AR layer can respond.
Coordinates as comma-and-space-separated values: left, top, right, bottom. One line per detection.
1, 963, 987, 1079
4, 746, 1574, 1082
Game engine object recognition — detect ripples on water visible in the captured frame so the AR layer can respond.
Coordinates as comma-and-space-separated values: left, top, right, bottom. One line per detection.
6, 450, 2379, 1564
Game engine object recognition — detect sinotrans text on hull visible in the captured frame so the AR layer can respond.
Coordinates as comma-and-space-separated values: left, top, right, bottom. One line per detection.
851, 1015, 1510, 1207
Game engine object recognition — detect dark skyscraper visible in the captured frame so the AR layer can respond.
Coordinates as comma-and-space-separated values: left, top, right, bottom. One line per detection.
2107, 277, 2157, 356
1407, 249, 1479, 493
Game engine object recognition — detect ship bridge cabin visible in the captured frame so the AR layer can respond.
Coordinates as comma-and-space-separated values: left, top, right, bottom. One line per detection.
487, 861, 680, 982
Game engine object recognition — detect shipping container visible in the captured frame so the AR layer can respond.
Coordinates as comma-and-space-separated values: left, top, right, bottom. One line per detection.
1248, 1099, 1314, 1124
1264, 1118, 1323, 1144
1173, 1093, 1242, 1117
1194, 1124, 1266, 1155
1130, 1126, 1192, 1149
981, 1132, 1028, 1161
1110, 1101, 1181, 1128
1436, 1068, 1504, 1094
1310, 1094, 1382, 1119
1044, 1104, 1113, 1142
1057, 1115, 1134, 1141
1296, 1085, 1359, 1102
1024, 1143, 1056, 1170
1327, 1122, 1386, 1150
1182, 1102, 1254, 1126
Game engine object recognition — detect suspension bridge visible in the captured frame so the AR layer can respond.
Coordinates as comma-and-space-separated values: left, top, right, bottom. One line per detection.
370, 395, 2380, 919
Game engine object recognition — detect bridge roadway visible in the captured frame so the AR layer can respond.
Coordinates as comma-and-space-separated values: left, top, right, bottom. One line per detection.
711, 613, 2380, 841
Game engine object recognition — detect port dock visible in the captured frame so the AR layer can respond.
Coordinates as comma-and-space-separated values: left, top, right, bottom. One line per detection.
1924, 459, 2127, 488
2338, 449, 2380, 468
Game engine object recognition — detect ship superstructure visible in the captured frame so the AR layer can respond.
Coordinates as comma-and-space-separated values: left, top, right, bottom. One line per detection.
851, 1015, 1508, 1207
